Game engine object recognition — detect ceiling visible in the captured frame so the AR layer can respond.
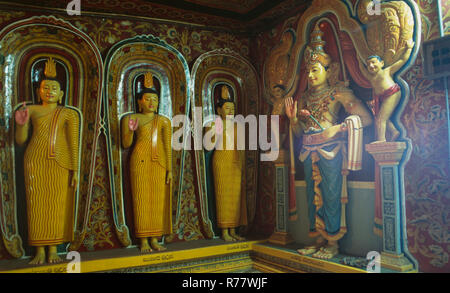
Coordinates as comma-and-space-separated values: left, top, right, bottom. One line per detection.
1, 0, 312, 32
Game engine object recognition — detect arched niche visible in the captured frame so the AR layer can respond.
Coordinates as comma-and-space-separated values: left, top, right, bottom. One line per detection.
191, 49, 260, 238
103, 35, 191, 246
0, 16, 103, 257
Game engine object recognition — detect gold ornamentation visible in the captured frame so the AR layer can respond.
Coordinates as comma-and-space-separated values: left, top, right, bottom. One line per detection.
144, 72, 154, 89
44, 57, 57, 79
304, 23, 331, 68
221, 85, 231, 99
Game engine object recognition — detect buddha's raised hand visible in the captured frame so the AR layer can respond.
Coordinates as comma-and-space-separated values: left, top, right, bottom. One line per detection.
128, 117, 139, 131
15, 102, 29, 125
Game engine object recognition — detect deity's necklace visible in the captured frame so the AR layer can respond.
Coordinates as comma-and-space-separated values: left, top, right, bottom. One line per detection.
304, 86, 336, 127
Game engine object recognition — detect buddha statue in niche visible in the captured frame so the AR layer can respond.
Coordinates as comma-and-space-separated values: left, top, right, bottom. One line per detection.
15, 57, 80, 264
209, 85, 247, 242
121, 72, 172, 253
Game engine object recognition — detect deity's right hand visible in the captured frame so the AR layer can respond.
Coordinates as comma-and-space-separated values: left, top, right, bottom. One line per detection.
128, 117, 139, 131
15, 102, 29, 126
284, 97, 297, 120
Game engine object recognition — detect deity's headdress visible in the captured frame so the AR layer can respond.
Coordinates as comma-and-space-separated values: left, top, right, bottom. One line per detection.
304, 23, 332, 68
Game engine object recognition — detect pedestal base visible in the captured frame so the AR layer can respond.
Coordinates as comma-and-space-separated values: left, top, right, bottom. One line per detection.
268, 231, 294, 246
381, 252, 415, 272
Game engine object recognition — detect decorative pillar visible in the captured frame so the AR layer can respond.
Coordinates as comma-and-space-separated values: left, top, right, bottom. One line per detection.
268, 149, 294, 245
366, 142, 416, 272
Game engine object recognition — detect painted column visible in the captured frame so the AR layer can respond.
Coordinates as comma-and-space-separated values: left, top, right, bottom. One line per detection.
268, 149, 294, 245
366, 142, 417, 272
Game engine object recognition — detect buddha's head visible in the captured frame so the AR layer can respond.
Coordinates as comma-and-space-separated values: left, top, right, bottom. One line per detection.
38, 58, 64, 104
272, 84, 286, 100
137, 72, 159, 114
216, 85, 235, 120
137, 91, 159, 114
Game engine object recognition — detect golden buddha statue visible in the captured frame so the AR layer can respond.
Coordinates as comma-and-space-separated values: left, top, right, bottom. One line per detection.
210, 85, 247, 242
15, 57, 80, 265
121, 72, 172, 253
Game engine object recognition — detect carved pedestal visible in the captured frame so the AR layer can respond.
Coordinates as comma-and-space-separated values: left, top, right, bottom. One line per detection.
365, 142, 416, 272
268, 149, 294, 245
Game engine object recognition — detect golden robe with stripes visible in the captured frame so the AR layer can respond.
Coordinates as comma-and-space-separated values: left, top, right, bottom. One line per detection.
24, 107, 80, 246
212, 124, 247, 229
129, 115, 172, 238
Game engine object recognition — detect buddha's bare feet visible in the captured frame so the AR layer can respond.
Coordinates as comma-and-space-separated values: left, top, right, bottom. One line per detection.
222, 229, 236, 242
48, 246, 63, 264
29, 247, 45, 265
150, 238, 166, 251
140, 238, 153, 253
230, 229, 245, 241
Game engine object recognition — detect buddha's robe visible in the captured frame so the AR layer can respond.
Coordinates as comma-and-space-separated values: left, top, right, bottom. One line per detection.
212, 124, 247, 229
129, 115, 172, 238
24, 107, 80, 246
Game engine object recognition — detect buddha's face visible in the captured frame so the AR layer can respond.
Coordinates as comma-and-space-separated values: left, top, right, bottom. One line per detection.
307, 63, 328, 89
138, 92, 159, 113
367, 57, 384, 74
218, 102, 235, 119
39, 80, 63, 104
272, 87, 285, 100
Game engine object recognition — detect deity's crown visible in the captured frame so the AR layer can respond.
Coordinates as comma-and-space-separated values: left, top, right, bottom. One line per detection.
144, 72, 155, 89
304, 23, 332, 68
44, 57, 57, 79
221, 85, 231, 99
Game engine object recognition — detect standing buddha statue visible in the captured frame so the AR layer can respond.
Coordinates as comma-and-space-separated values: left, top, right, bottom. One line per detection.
121, 72, 172, 253
211, 85, 247, 242
15, 57, 80, 265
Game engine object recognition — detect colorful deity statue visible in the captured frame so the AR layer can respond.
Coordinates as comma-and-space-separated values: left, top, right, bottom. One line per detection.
285, 24, 373, 259
210, 85, 247, 242
121, 72, 172, 253
15, 57, 80, 264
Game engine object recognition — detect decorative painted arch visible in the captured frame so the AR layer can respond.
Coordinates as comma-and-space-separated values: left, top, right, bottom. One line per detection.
191, 48, 260, 238
103, 35, 191, 246
0, 16, 103, 257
